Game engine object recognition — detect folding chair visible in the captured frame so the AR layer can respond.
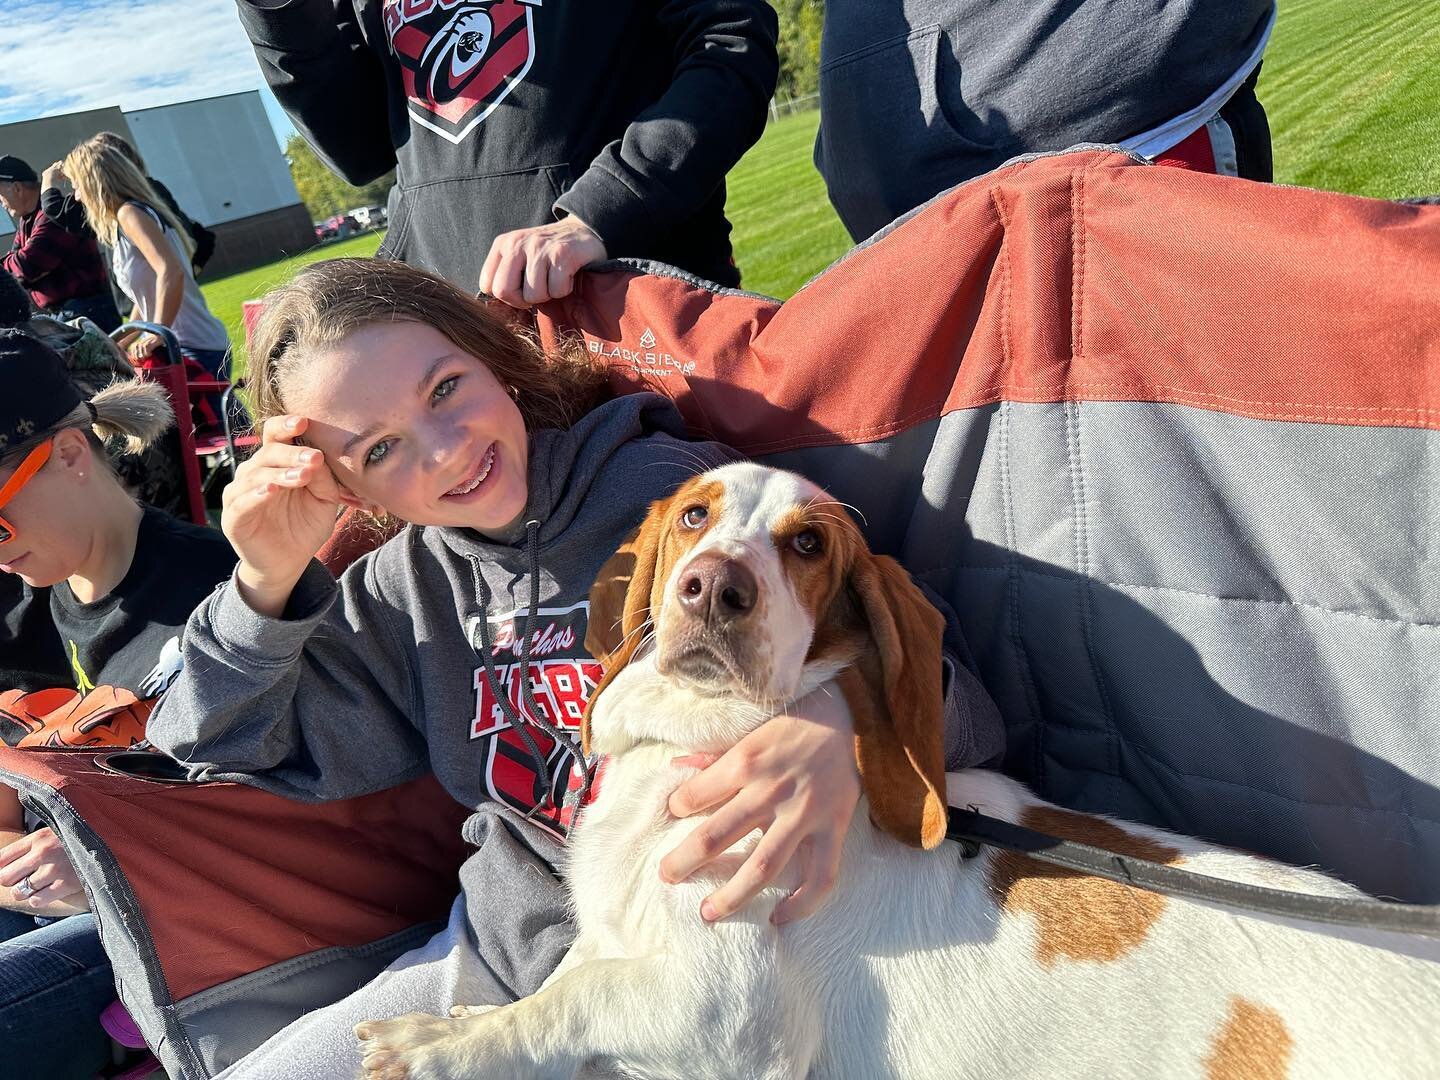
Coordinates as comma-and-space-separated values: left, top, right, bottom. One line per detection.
112, 321, 254, 525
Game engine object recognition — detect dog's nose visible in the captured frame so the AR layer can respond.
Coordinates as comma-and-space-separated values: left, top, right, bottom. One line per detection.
676, 553, 757, 625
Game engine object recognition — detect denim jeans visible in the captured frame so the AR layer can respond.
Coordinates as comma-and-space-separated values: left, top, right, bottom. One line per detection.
180, 345, 230, 382
0, 910, 116, 1079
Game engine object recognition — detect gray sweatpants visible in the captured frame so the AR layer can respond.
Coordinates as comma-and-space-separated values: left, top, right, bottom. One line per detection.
215, 896, 509, 1079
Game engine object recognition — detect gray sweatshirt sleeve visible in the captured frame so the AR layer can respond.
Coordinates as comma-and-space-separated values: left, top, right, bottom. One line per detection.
147, 552, 430, 803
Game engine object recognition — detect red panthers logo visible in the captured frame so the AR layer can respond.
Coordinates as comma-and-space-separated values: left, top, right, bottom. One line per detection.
469, 601, 601, 838
385, 0, 543, 144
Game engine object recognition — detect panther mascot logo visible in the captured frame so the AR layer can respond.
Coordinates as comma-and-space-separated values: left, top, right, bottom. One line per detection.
385, 0, 543, 144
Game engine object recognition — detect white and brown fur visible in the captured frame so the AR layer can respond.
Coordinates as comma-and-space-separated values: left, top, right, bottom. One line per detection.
358, 462, 1440, 1079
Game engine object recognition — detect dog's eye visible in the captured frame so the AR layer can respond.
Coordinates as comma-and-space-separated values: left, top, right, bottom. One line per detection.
792, 529, 822, 557
680, 506, 708, 530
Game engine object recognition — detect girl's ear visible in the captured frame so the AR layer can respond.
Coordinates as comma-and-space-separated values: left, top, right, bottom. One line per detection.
51, 427, 94, 476
334, 485, 370, 512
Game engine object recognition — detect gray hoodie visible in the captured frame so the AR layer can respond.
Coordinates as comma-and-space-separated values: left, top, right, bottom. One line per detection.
815, 0, 1275, 240
149, 393, 1003, 1005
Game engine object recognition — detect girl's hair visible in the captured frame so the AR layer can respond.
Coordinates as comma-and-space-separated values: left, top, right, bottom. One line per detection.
91, 131, 147, 173
0, 378, 174, 470
64, 137, 195, 260
249, 259, 607, 431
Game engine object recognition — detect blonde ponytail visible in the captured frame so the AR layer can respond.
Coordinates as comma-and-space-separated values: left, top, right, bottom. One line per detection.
87, 378, 175, 454
37, 379, 176, 457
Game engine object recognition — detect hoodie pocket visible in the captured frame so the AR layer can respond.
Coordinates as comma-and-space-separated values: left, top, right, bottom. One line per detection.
817, 24, 994, 239
376, 185, 412, 261
380, 168, 575, 288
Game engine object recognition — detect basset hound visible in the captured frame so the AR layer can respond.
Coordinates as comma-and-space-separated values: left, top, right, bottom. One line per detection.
358, 462, 1440, 1079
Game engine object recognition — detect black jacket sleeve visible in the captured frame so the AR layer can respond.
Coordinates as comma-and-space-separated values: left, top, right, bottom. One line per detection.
553, 0, 778, 256
38, 188, 90, 234
237, 0, 398, 184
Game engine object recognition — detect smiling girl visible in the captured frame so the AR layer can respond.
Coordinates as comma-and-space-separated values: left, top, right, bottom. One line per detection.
148, 258, 1001, 1077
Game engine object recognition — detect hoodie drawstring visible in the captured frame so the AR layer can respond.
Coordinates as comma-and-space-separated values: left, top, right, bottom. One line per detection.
465, 521, 595, 825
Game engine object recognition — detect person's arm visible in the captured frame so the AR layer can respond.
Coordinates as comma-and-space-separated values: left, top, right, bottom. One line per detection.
39, 163, 89, 234
149, 557, 432, 803
116, 204, 187, 358
1, 211, 65, 287
481, 0, 779, 306
148, 415, 430, 803
0, 787, 26, 906
552, 0, 778, 258
919, 580, 1006, 772
117, 204, 185, 326
237, 0, 398, 184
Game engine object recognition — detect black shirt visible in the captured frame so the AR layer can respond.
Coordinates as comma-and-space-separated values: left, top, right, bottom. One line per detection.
0, 572, 67, 691
25, 507, 236, 696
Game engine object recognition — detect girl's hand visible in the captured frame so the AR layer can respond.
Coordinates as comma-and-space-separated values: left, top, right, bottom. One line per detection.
223, 415, 346, 617
126, 333, 160, 360
0, 827, 89, 913
659, 687, 859, 926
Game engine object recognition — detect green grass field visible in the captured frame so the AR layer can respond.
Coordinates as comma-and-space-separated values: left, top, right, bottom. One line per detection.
203, 0, 1440, 365
725, 110, 851, 299
203, 231, 385, 370
1260, 0, 1440, 198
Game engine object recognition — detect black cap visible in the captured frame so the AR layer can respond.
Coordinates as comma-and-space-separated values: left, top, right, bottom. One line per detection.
0, 329, 82, 455
0, 155, 37, 183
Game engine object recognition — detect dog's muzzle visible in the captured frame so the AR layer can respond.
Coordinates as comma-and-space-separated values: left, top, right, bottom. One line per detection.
675, 553, 758, 629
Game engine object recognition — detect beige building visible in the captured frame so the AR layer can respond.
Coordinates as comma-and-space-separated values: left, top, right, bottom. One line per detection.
0, 91, 315, 280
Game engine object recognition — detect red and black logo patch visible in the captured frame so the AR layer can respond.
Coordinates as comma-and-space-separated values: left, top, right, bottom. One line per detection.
469, 601, 600, 838
385, 0, 543, 144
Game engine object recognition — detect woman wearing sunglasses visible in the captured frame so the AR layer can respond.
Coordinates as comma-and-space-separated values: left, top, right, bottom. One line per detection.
0, 328, 237, 1078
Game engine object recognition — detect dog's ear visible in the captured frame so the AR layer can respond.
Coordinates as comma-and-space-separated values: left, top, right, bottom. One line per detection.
585, 525, 642, 668
582, 495, 672, 753
836, 550, 948, 849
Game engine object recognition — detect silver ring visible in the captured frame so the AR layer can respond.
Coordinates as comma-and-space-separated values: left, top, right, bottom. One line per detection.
14, 876, 35, 900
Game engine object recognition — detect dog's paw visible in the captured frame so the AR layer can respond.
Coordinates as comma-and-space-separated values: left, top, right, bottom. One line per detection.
449, 1002, 501, 1019
355, 1013, 462, 1080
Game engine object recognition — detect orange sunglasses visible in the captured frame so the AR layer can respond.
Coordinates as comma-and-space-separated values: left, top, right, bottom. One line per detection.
0, 437, 53, 545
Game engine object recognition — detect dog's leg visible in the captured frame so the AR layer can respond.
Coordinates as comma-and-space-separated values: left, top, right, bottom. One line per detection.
357, 952, 807, 1080
447, 936, 598, 1020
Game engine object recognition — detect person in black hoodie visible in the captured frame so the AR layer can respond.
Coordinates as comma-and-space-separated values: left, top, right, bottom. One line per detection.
237, 0, 778, 304
148, 258, 1003, 1077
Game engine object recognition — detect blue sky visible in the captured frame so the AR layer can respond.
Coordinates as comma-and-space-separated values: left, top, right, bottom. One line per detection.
0, 0, 298, 148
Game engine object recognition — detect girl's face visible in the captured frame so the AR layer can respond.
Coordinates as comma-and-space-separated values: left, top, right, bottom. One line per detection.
0, 430, 92, 587
285, 320, 531, 534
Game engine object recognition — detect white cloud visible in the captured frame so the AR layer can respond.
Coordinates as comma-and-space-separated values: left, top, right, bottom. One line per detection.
0, 0, 270, 123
